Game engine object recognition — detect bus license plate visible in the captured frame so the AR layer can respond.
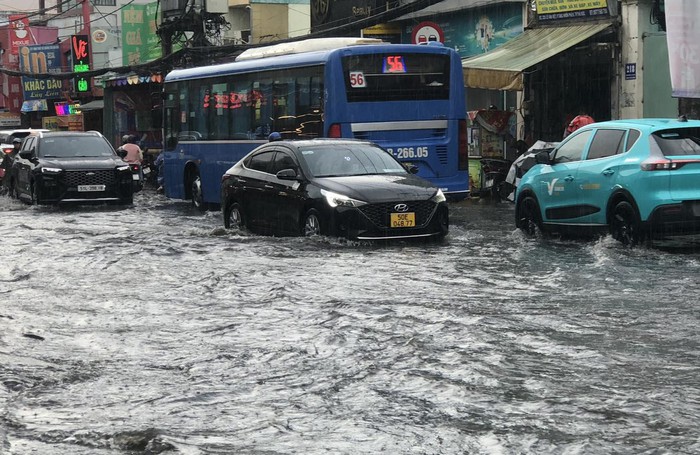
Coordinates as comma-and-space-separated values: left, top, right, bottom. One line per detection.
78, 185, 105, 192
391, 212, 415, 228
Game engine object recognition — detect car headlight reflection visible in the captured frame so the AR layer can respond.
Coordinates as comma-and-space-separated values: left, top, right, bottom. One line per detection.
321, 189, 367, 208
431, 189, 446, 203
41, 167, 62, 174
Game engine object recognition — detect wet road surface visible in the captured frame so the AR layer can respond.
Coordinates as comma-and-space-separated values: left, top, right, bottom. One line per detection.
1, 190, 699, 454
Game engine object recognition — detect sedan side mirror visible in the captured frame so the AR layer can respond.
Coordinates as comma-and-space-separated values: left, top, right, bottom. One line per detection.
276, 168, 299, 180
19, 150, 33, 160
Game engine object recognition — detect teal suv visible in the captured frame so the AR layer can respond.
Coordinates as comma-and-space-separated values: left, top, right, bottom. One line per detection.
515, 118, 700, 244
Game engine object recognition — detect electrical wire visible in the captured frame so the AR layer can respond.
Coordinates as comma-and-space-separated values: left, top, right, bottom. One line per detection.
0, 0, 81, 26
0, 0, 446, 80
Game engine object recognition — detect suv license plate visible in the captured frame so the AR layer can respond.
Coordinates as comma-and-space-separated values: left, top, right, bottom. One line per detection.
391, 212, 416, 228
78, 185, 106, 192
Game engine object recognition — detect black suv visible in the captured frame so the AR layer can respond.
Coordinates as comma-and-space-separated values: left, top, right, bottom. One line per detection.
9, 131, 135, 205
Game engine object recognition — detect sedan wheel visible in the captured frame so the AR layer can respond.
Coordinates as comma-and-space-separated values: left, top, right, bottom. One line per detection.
224, 201, 245, 230
517, 196, 543, 237
302, 209, 322, 236
610, 200, 642, 246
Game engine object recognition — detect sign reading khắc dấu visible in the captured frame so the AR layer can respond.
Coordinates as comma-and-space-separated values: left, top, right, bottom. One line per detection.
19, 44, 64, 101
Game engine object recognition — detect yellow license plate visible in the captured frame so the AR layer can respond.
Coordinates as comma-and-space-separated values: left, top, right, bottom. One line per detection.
390, 212, 415, 228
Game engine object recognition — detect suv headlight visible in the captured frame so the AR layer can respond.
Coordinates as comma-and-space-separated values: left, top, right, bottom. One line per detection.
431, 189, 446, 203
41, 167, 62, 174
321, 189, 367, 208
117, 165, 131, 172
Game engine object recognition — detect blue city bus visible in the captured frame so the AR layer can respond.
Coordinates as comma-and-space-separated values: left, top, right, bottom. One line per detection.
162, 38, 469, 208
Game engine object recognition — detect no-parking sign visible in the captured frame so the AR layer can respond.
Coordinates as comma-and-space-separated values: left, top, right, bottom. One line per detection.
411, 21, 444, 45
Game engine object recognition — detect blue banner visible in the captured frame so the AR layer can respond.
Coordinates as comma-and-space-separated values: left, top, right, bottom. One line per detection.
19, 44, 64, 101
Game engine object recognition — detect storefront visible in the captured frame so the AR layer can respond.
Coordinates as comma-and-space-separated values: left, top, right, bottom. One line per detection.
102, 74, 164, 153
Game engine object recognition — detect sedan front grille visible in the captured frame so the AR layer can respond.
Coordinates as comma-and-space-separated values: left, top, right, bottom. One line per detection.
359, 200, 436, 228
64, 170, 116, 187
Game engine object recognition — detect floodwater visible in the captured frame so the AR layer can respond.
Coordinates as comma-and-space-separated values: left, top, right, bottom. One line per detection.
1, 190, 699, 454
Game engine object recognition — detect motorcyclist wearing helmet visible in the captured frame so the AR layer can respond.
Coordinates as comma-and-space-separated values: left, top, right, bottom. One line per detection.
120, 134, 144, 165
0, 138, 22, 191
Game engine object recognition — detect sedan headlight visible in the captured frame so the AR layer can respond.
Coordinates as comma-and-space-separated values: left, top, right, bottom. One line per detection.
41, 167, 62, 174
431, 189, 446, 203
321, 189, 367, 208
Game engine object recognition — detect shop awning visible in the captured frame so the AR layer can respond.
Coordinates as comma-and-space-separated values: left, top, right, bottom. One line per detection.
79, 100, 104, 111
462, 22, 613, 91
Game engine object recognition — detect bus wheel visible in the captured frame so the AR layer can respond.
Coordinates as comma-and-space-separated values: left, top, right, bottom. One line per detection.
190, 173, 205, 211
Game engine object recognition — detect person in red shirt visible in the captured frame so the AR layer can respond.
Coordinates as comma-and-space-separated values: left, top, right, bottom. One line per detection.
564, 114, 595, 138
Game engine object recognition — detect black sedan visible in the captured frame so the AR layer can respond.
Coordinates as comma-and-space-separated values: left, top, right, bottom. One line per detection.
221, 139, 449, 240
9, 131, 135, 205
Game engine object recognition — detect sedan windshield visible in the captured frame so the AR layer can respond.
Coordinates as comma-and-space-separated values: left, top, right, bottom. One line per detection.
301, 144, 407, 177
39, 137, 115, 158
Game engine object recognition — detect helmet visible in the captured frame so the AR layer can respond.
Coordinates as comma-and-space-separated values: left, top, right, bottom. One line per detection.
268, 132, 282, 142
122, 134, 131, 143
12, 138, 22, 144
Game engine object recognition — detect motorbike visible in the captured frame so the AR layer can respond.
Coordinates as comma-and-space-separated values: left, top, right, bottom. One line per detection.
478, 158, 512, 201
117, 146, 143, 193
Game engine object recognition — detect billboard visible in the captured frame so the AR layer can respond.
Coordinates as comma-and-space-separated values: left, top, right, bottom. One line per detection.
19, 44, 64, 101
122, 2, 163, 65
666, 0, 700, 98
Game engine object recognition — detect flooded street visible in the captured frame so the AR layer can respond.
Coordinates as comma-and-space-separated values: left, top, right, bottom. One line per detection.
1, 190, 699, 454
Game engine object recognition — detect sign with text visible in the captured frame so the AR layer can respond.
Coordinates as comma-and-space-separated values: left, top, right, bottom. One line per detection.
19, 44, 63, 101
71, 35, 91, 92
9, 14, 32, 55
122, 2, 163, 65
536, 0, 609, 21
666, 0, 700, 98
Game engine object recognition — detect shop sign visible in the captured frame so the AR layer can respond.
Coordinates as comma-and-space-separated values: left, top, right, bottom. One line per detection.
9, 14, 31, 55
19, 44, 63, 101
122, 2, 166, 65
536, 0, 609, 22
71, 35, 91, 93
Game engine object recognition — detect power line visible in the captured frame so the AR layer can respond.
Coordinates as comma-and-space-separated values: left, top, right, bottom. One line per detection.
0, 0, 446, 80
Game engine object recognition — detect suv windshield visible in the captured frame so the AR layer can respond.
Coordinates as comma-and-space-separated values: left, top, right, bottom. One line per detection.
652, 128, 700, 156
39, 136, 115, 158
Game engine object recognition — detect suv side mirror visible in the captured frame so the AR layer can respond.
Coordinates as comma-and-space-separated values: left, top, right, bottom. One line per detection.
116, 148, 127, 159
19, 150, 33, 160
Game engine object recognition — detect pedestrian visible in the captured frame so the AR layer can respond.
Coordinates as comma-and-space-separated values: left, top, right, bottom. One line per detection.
563, 114, 595, 138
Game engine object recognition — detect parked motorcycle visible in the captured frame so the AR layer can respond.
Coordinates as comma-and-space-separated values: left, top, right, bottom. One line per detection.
478, 158, 512, 201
